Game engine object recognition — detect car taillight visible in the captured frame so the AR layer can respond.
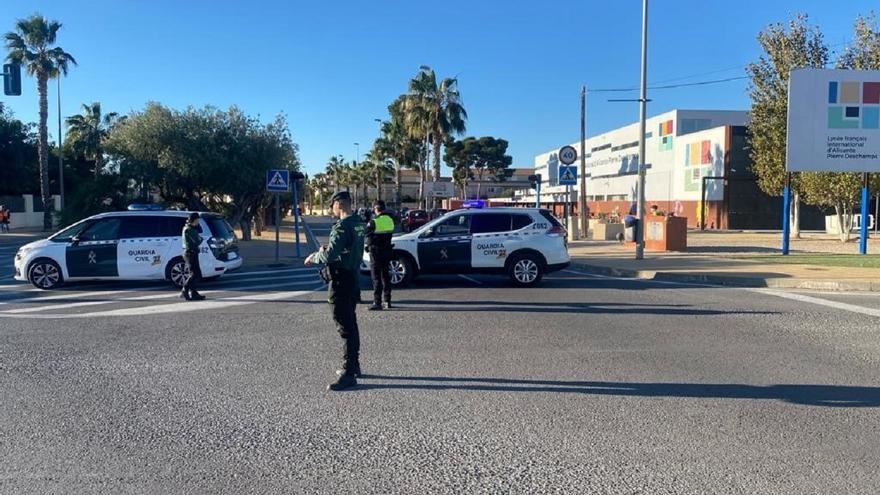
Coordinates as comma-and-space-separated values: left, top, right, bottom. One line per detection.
546, 225, 566, 237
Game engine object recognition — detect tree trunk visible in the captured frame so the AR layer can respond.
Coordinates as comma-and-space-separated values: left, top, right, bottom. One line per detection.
432, 135, 442, 208
791, 192, 801, 239
394, 160, 402, 207
835, 203, 851, 243
37, 73, 53, 230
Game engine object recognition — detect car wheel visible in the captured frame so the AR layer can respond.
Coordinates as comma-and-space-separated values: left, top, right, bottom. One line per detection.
28, 259, 63, 290
507, 253, 543, 287
388, 254, 414, 287
166, 257, 190, 288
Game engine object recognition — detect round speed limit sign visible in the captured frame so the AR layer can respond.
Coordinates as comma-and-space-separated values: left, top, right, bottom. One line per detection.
558, 145, 577, 165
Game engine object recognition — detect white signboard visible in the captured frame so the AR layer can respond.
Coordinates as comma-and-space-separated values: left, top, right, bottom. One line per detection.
425, 181, 453, 198
787, 68, 880, 172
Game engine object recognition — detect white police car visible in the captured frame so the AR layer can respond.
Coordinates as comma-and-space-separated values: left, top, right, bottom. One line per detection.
363, 207, 570, 287
13, 209, 242, 290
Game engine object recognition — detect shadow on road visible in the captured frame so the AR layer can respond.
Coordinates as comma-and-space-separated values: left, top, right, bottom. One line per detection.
392, 299, 776, 317
356, 375, 880, 407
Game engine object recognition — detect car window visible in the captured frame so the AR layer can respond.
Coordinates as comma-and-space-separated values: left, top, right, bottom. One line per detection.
205, 216, 234, 240
511, 214, 533, 230
50, 220, 92, 242
413, 211, 427, 219
119, 216, 161, 238
158, 217, 187, 237
434, 214, 471, 236
470, 213, 512, 234
540, 210, 563, 227
80, 218, 122, 242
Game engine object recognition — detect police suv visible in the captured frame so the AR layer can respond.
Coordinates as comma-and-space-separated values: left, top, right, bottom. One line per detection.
362, 207, 570, 287
14, 209, 242, 290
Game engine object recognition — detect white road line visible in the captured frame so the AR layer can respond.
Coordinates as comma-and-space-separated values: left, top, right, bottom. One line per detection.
561, 268, 880, 318
458, 274, 483, 285
214, 272, 316, 283
0, 286, 165, 305
0, 288, 321, 318
221, 267, 312, 278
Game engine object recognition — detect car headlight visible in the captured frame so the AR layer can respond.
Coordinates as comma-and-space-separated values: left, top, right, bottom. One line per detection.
15, 246, 34, 260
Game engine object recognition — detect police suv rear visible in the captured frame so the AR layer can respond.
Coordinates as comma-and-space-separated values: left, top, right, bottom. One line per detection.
13, 209, 242, 290
362, 207, 570, 287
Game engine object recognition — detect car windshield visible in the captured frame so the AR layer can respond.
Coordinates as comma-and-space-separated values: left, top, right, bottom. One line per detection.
204, 215, 235, 240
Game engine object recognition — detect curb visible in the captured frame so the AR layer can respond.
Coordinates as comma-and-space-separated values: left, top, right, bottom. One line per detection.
569, 261, 880, 292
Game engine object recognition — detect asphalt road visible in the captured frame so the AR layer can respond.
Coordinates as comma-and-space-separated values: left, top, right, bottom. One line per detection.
1, 221, 879, 494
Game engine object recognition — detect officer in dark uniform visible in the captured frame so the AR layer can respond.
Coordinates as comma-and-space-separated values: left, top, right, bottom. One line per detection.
304, 191, 365, 391
365, 200, 395, 310
181, 212, 206, 301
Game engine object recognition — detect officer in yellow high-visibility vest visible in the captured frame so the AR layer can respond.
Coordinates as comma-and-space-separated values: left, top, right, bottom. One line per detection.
364, 200, 396, 310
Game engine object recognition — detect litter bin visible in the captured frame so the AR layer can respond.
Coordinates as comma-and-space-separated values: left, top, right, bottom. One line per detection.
624, 215, 638, 242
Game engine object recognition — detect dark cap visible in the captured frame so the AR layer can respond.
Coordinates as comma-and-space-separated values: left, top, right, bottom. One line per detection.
329, 191, 351, 204
373, 200, 386, 211
187, 212, 200, 222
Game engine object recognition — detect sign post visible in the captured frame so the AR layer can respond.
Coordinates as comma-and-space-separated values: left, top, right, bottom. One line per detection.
786, 69, 880, 255
558, 145, 578, 230
291, 172, 305, 258
266, 169, 291, 264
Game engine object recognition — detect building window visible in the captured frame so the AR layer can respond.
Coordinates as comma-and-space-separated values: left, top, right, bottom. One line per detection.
680, 118, 712, 135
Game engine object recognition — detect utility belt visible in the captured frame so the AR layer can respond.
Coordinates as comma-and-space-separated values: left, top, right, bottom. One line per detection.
319, 264, 353, 284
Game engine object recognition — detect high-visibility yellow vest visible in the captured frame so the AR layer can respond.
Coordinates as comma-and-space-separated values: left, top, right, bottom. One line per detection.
373, 214, 394, 234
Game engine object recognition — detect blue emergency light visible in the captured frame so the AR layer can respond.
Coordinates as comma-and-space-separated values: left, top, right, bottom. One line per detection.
462, 200, 485, 209
127, 203, 164, 211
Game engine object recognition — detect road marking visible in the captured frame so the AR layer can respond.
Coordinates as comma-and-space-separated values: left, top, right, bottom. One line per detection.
458, 274, 483, 285
0, 288, 321, 318
562, 268, 880, 318
221, 267, 312, 278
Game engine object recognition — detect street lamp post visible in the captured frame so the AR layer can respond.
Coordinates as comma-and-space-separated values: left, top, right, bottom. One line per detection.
354, 142, 360, 165
57, 76, 64, 211
635, 0, 649, 260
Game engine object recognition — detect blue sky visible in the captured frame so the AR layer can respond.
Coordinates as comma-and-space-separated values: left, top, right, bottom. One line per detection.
2, 0, 877, 176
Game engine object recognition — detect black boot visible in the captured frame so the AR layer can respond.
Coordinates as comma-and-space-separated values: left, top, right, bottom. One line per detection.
328, 372, 357, 391
179, 288, 191, 300
336, 364, 362, 378
383, 300, 392, 310
189, 291, 206, 301
368, 302, 382, 311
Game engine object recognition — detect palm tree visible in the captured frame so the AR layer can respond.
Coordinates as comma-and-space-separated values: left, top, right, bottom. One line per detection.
309, 173, 331, 214
325, 155, 345, 192
65, 102, 121, 177
362, 154, 394, 202
5, 14, 77, 229
405, 66, 467, 206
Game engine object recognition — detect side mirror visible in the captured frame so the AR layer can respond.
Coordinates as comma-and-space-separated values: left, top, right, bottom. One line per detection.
421, 227, 434, 238
70, 235, 81, 246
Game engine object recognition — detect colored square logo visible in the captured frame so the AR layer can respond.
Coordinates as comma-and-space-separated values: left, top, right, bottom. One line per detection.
827, 80, 880, 129
658, 120, 673, 151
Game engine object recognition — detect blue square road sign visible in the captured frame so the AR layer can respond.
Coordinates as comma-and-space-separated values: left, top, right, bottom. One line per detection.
266, 169, 290, 192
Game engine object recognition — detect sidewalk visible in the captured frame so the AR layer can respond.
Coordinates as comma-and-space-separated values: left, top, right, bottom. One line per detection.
233, 216, 316, 266
567, 236, 880, 292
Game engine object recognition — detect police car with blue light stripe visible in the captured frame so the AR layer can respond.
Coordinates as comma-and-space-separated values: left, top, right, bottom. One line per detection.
13, 206, 242, 290
362, 203, 570, 287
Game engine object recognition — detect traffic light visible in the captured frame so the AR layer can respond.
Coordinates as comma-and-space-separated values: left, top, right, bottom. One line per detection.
527, 174, 542, 189
3, 63, 21, 96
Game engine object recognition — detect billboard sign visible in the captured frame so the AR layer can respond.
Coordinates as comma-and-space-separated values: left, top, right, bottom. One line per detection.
787, 68, 880, 172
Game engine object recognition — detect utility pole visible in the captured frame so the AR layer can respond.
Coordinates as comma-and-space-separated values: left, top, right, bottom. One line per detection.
635, 0, 649, 260
579, 86, 587, 239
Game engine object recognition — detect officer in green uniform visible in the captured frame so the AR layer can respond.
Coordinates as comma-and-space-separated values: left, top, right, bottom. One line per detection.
304, 191, 365, 391
181, 212, 206, 301
365, 200, 395, 310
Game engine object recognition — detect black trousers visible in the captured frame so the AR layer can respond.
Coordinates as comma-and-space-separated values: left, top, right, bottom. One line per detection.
369, 249, 392, 304
329, 268, 360, 370
183, 251, 202, 293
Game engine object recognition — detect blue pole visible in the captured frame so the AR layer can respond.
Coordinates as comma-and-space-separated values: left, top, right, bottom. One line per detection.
859, 172, 869, 255
781, 173, 791, 255
292, 179, 302, 258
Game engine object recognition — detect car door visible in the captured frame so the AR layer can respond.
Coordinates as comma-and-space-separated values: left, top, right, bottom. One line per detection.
117, 216, 168, 279
417, 213, 471, 273
65, 217, 122, 278
470, 213, 515, 269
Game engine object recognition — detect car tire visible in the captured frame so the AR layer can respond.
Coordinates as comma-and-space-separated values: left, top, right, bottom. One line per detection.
388, 254, 414, 287
28, 258, 64, 290
165, 257, 190, 288
507, 253, 544, 287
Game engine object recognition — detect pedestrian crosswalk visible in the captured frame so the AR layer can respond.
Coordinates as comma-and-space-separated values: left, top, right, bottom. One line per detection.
0, 265, 325, 319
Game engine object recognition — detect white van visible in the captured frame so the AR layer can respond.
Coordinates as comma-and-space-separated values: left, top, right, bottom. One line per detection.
13, 210, 242, 290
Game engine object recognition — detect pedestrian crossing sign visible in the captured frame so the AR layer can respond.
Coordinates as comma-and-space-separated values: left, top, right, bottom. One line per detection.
558, 165, 577, 185
266, 169, 290, 192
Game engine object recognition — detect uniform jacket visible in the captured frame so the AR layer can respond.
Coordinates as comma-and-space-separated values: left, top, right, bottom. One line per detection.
182, 225, 201, 253
365, 213, 394, 254
312, 213, 365, 272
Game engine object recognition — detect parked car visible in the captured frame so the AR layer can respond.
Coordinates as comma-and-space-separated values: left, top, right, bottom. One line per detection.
401, 209, 429, 232
429, 208, 449, 220
14, 210, 241, 290
362, 207, 570, 287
